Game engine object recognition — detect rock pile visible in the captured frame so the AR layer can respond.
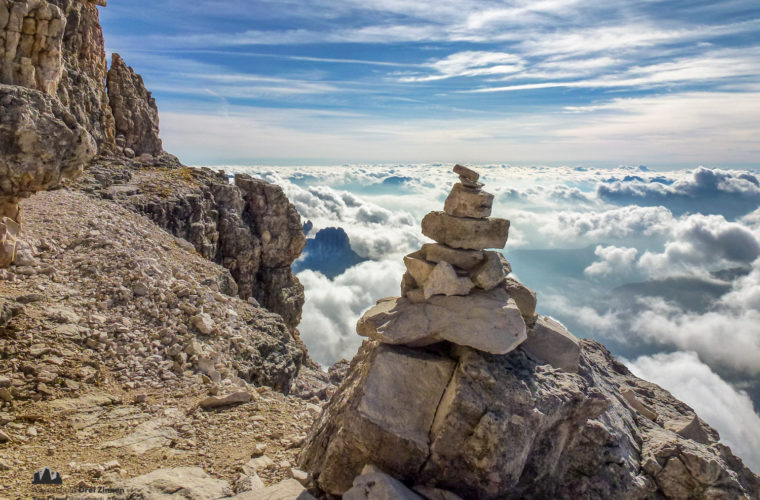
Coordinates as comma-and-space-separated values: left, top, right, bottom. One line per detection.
358, 165, 574, 367
300, 165, 760, 499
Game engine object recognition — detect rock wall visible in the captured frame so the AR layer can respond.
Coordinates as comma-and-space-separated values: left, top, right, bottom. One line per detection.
0, 0, 114, 150
107, 52, 162, 157
51, 0, 114, 151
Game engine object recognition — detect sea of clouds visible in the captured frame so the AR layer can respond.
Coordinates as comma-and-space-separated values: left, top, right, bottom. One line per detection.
214, 163, 760, 471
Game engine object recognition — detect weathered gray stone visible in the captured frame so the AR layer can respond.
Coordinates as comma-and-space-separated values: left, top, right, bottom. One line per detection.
299, 343, 456, 495
444, 183, 494, 218
107, 53, 163, 156
413, 485, 465, 500
199, 391, 252, 410
521, 316, 581, 373
344, 469, 424, 500
423, 261, 474, 299
421, 212, 509, 250
405, 288, 426, 304
303, 338, 760, 499
470, 251, 508, 291
664, 415, 712, 445
404, 253, 436, 285
401, 271, 417, 295
0, 84, 97, 208
453, 164, 479, 182
357, 288, 527, 355
422, 243, 484, 270
504, 277, 537, 322
123, 467, 232, 499
231, 478, 316, 499
621, 388, 658, 421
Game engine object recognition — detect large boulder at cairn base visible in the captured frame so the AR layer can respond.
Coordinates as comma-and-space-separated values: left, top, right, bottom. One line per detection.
301, 340, 760, 499
357, 288, 527, 355
300, 342, 456, 495
0, 84, 96, 201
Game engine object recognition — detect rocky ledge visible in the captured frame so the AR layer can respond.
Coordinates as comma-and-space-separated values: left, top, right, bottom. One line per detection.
299, 166, 760, 500
76, 155, 307, 331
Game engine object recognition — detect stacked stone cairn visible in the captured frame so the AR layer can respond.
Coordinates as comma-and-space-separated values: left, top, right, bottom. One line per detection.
357, 164, 581, 369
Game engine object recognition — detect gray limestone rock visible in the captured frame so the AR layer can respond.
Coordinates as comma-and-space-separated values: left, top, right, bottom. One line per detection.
123, 467, 232, 499
521, 315, 581, 372
0, 84, 96, 204
199, 391, 252, 410
301, 340, 760, 499
107, 53, 162, 156
357, 288, 527, 355
470, 251, 508, 291
231, 478, 316, 499
421, 211, 509, 250
443, 183, 494, 218
423, 261, 474, 299
453, 164, 479, 182
422, 243, 484, 270
404, 253, 436, 286
504, 277, 537, 322
299, 342, 456, 495
344, 468, 425, 500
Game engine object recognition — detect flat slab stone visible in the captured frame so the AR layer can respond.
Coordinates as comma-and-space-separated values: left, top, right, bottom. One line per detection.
123, 467, 232, 499
231, 478, 317, 499
453, 164, 479, 182
444, 183, 493, 218
344, 469, 424, 499
199, 391, 252, 410
521, 316, 580, 373
421, 212, 509, 250
357, 288, 527, 354
423, 243, 484, 270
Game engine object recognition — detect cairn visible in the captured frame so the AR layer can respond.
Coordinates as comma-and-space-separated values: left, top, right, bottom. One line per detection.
358, 165, 580, 366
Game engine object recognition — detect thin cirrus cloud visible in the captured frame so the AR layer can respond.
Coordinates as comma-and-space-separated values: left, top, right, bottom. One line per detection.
100, 0, 760, 164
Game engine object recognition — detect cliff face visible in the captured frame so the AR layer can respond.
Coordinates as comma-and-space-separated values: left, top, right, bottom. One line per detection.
0, 0, 114, 149
80, 157, 307, 331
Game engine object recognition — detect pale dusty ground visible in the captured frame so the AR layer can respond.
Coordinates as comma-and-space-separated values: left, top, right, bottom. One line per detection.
0, 187, 329, 499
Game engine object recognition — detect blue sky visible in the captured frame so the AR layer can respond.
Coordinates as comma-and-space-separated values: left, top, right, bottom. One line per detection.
101, 1, 760, 166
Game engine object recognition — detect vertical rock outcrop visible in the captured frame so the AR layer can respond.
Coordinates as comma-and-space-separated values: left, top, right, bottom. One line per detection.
300, 165, 760, 499
0, 0, 115, 150
107, 52, 162, 157
51, 0, 114, 151
0, 0, 111, 266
